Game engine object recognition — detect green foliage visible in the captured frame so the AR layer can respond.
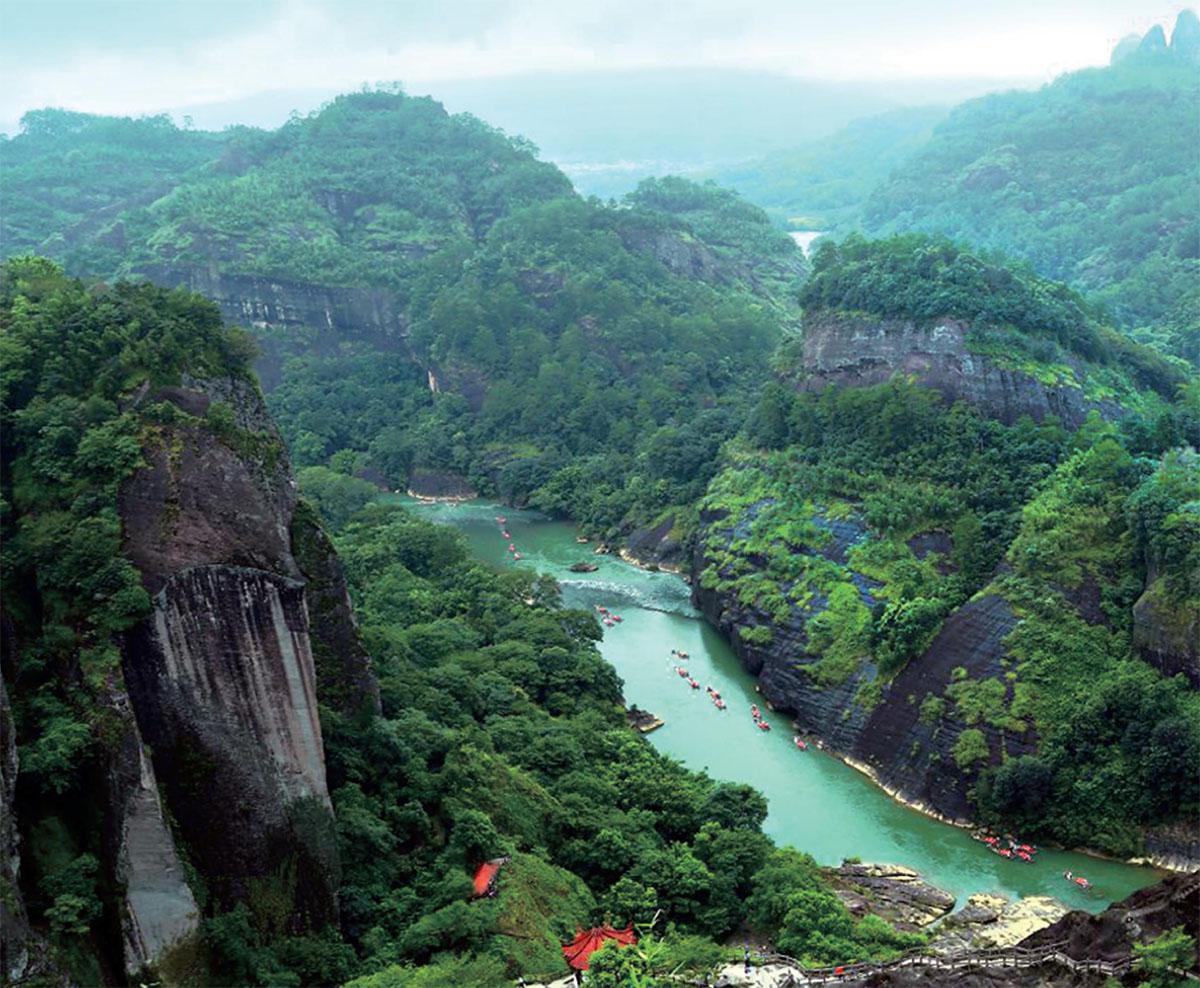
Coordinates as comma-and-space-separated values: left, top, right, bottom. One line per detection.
746, 849, 924, 967
297, 465, 383, 531
0, 258, 265, 971
972, 441, 1200, 851
41, 854, 102, 939
861, 50, 1200, 361
0, 93, 802, 547
713, 105, 948, 229
1132, 926, 1196, 988
951, 729, 990, 770
315, 504, 918, 981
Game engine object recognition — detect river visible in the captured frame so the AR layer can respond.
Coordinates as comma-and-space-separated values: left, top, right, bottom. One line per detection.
398, 497, 1161, 913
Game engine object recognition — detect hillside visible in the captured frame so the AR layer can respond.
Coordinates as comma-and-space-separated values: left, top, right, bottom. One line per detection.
0, 91, 804, 547
688, 237, 1200, 861
711, 105, 948, 230
860, 13, 1200, 361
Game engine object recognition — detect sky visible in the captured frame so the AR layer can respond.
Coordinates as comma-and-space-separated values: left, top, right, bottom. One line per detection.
0, 0, 1191, 134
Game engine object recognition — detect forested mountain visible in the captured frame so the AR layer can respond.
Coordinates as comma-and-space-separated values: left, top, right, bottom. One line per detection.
0, 90, 804, 549
860, 13, 1200, 361
3, 59, 1198, 988
711, 12, 1199, 366
691, 236, 1199, 861
711, 105, 948, 229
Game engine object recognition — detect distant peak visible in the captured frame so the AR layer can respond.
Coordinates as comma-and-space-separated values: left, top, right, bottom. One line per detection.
1171, 9, 1200, 62
1110, 32, 1142, 64
1139, 23, 1169, 53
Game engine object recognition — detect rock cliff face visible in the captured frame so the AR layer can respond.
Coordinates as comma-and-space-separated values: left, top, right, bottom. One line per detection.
135, 266, 412, 390
692, 505, 1030, 823
100, 688, 200, 976
1132, 577, 1199, 686
797, 312, 1120, 429
111, 375, 373, 951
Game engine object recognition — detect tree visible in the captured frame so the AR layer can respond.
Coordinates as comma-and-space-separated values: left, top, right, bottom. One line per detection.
1133, 926, 1196, 988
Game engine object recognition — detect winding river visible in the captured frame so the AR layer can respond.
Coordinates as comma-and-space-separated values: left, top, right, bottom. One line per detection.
399, 497, 1161, 913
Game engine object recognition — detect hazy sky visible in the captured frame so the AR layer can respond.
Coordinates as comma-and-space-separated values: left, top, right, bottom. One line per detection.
0, 0, 1190, 133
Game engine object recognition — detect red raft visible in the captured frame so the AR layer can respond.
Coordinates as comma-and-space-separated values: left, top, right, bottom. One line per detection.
562, 924, 638, 971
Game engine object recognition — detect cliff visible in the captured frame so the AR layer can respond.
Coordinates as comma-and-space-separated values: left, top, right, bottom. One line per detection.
692, 507, 1030, 823
1132, 577, 1200, 686
116, 375, 370, 939
796, 311, 1122, 429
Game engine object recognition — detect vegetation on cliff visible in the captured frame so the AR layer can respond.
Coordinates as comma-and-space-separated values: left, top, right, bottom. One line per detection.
0, 91, 803, 548
0, 259, 258, 982
697, 246, 1199, 855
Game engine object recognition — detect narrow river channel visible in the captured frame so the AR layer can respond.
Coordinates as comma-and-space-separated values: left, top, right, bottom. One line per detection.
399, 497, 1162, 913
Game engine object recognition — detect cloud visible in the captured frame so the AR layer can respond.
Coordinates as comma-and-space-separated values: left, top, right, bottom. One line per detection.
0, 0, 1185, 133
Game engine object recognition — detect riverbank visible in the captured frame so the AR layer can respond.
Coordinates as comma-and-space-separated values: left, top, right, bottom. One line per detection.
393, 495, 1165, 910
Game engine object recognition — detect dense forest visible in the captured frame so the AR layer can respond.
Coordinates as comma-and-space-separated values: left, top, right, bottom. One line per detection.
714, 14, 1200, 367
0, 91, 806, 548
2, 20, 1199, 986
860, 19, 1200, 362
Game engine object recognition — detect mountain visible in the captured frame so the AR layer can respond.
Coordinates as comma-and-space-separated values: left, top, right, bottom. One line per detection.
0, 258, 937, 987
684, 236, 1199, 864
710, 105, 949, 229
0, 90, 806, 547
859, 14, 1200, 360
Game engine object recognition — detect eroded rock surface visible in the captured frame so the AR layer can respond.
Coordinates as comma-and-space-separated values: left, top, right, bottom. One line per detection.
797, 312, 1121, 429
829, 862, 956, 928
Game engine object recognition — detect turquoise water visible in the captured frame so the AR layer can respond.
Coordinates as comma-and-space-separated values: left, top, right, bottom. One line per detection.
400, 497, 1162, 912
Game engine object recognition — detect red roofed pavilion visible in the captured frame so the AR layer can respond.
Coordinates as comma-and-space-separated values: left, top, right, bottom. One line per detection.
562, 924, 638, 971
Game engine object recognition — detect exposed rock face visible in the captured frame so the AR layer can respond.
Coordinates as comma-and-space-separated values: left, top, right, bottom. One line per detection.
101, 688, 200, 975
932, 893, 1069, 952
693, 502, 1029, 822
797, 312, 1120, 429
135, 266, 411, 390
1022, 871, 1200, 966
623, 515, 687, 570
1, 675, 32, 984
406, 468, 478, 500
115, 376, 368, 936
1132, 577, 1199, 686
829, 862, 956, 929
290, 502, 381, 721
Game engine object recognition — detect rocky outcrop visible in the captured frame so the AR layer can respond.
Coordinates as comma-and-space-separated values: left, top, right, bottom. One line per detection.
828, 862, 955, 929
406, 468, 477, 500
1022, 871, 1200, 967
290, 502, 380, 722
622, 515, 687, 570
932, 893, 1069, 952
115, 375, 367, 936
134, 266, 411, 390
2, 677, 32, 984
797, 312, 1120, 429
1132, 578, 1199, 686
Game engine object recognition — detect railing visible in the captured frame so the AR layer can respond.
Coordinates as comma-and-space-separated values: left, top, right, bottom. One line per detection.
707, 939, 1143, 986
